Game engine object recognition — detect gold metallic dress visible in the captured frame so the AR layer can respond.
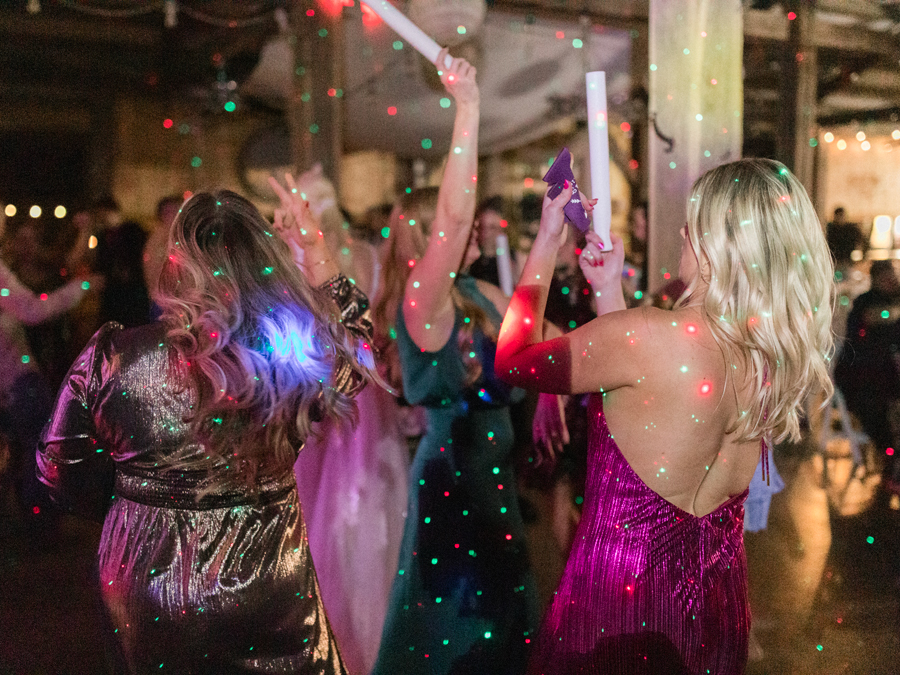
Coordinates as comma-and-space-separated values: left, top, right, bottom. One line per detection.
37, 275, 370, 674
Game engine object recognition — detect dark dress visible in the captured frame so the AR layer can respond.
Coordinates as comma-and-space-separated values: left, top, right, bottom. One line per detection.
372, 275, 539, 675
37, 275, 369, 674
530, 396, 749, 675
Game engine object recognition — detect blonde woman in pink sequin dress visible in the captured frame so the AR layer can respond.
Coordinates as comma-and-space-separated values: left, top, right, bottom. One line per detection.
496, 159, 834, 674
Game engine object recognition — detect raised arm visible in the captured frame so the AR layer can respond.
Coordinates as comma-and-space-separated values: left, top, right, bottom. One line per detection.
496, 186, 641, 395
403, 48, 480, 353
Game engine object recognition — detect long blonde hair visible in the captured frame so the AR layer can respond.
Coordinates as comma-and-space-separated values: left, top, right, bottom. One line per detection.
372, 188, 495, 394
679, 159, 834, 444
155, 190, 378, 488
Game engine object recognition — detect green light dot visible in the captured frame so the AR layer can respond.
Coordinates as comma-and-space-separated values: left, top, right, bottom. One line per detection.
318, 28, 328, 37
301, 92, 311, 102
309, 123, 320, 134
435, 597, 442, 603
817, 644, 823, 651
223, 101, 236, 112
561, 286, 570, 295
492, 467, 500, 474
669, 161, 677, 169
454, 146, 462, 154
634, 290, 643, 300
21, 355, 30, 364
381, 226, 391, 238
440, 97, 451, 108
431, 558, 438, 565
419, 479, 425, 485
393, 40, 403, 50
424, 517, 431, 523
882, 310, 890, 319
866, 535, 875, 544
568, 320, 577, 329
0, 288, 8, 297
809, 138, 818, 147
405, 187, 412, 194
484, 631, 492, 638
457, 25, 467, 35
421, 138, 433, 149
443, 639, 449, 645
81, 281, 91, 290
575, 495, 584, 505
572, 38, 583, 48
462, 510, 468, 515
695, 113, 703, 121
683, 48, 690, 55
704, 150, 711, 157
191, 156, 202, 168
649, 64, 657, 71
680, 366, 688, 373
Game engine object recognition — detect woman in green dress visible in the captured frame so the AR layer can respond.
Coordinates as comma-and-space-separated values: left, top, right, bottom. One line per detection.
371, 49, 567, 675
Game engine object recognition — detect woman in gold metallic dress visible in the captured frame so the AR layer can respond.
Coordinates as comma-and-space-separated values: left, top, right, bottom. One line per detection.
37, 181, 379, 674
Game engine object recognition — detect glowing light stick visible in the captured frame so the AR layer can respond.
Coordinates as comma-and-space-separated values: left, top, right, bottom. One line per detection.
361, 1, 453, 68
586, 71, 613, 250
496, 233, 514, 297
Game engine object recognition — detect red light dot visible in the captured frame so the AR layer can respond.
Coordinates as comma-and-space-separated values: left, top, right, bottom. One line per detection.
210, 332, 218, 339
505, 534, 512, 540
711, 79, 718, 85
887, 448, 895, 456
663, 272, 671, 280
163, 118, 173, 129
448, 75, 455, 82
556, 31, 565, 39
497, 484, 504, 490
620, 122, 631, 132
408, 259, 416, 267
444, 491, 449, 496
699, 382, 712, 396
500, 219, 508, 228
306, 8, 315, 16
183, 190, 193, 200
39, 293, 48, 301
327, 88, 337, 97
33, 506, 40, 514
526, 639, 531, 643
627, 269, 635, 277
523, 177, 534, 188
686, 323, 697, 333
387, 106, 397, 116
629, 159, 639, 170
787, 11, 796, 20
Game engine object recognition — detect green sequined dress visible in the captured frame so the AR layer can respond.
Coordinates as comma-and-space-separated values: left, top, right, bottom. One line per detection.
372, 275, 539, 675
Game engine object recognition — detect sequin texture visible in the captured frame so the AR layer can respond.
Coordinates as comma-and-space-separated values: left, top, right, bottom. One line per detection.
530, 395, 750, 674
37, 274, 370, 673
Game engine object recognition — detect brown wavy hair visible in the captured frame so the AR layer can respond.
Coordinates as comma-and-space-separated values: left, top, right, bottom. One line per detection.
372, 187, 496, 395
155, 190, 379, 489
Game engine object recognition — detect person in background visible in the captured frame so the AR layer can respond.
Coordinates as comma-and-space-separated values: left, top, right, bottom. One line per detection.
372, 50, 566, 675
468, 195, 522, 290
143, 195, 183, 316
496, 159, 833, 674
37, 182, 380, 673
834, 259, 900, 496
0, 203, 98, 546
289, 167, 409, 675
826, 206, 865, 271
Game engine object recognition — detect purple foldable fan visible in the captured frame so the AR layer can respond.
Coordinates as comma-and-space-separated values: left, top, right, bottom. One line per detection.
542, 147, 590, 233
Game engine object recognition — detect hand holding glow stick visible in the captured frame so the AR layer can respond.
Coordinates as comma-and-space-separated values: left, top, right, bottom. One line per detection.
586, 72, 613, 250
361, 1, 453, 69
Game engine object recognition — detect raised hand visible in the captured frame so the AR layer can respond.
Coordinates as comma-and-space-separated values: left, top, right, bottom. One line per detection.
579, 230, 625, 296
436, 47, 478, 106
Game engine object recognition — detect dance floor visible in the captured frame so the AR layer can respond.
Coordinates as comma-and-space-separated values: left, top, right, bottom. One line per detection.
1, 433, 898, 674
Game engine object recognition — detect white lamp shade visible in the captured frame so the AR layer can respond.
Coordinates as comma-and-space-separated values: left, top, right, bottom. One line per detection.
408, 0, 487, 47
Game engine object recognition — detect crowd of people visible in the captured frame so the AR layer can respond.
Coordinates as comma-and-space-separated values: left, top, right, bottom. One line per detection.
0, 48, 881, 675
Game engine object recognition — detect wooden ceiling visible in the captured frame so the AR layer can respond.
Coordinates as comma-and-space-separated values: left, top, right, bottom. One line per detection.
0, 1, 898, 138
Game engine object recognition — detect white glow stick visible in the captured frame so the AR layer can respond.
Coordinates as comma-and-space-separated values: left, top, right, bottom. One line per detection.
586, 71, 613, 250
496, 233, 514, 297
361, 1, 453, 68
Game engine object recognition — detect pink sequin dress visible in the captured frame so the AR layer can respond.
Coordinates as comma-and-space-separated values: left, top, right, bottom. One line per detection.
530, 395, 750, 675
